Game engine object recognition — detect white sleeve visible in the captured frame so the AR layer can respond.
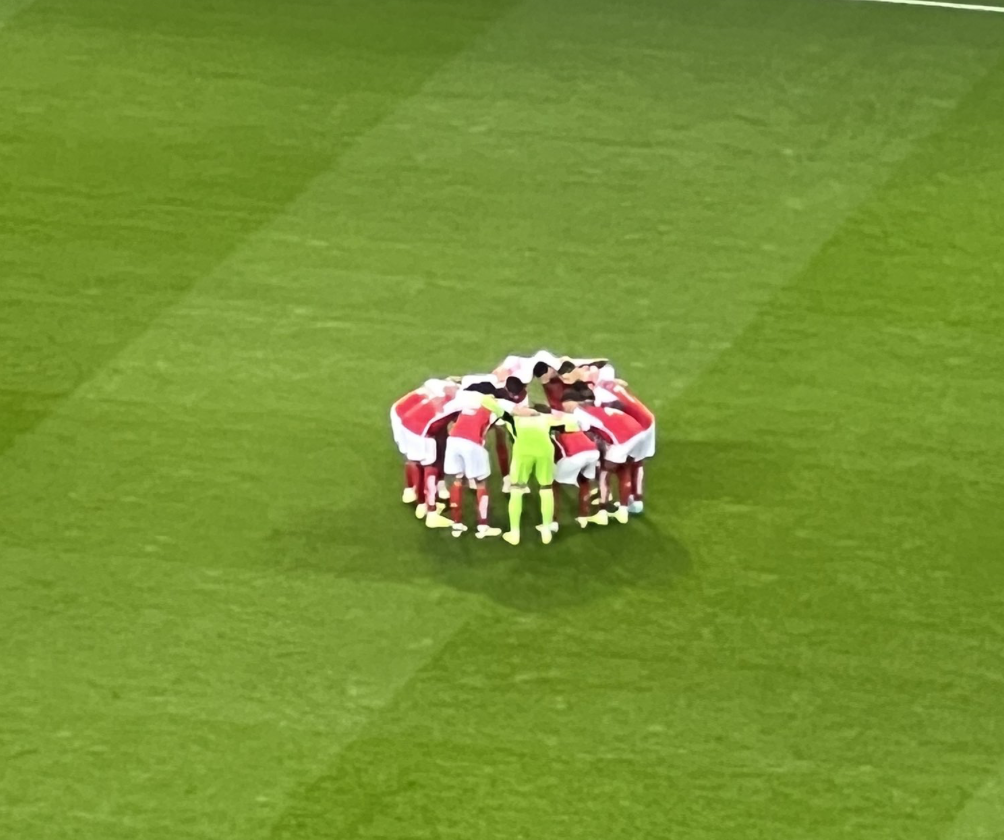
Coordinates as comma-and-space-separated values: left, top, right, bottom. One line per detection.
532, 350, 562, 370
572, 408, 593, 431
594, 386, 618, 406
498, 356, 536, 384
442, 393, 481, 414
499, 355, 527, 371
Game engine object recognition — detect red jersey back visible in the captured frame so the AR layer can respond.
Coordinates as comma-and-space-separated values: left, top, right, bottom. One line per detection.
596, 382, 654, 430
400, 396, 453, 436
575, 405, 643, 444
555, 430, 598, 459
393, 390, 425, 419
449, 406, 495, 445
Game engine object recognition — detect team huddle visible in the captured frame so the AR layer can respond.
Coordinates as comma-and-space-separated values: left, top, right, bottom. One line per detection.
390, 351, 655, 545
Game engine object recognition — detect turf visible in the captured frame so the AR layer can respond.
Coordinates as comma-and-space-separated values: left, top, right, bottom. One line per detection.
1, 0, 1003, 838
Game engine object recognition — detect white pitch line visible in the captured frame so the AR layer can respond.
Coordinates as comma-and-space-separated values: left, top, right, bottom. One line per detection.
844, 0, 1004, 12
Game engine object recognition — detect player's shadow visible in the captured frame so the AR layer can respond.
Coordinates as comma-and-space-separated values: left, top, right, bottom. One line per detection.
267, 495, 689, 613
264, 437, 777, 613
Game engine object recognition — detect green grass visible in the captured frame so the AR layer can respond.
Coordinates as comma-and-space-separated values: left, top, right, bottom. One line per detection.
2, 0, 1003, 838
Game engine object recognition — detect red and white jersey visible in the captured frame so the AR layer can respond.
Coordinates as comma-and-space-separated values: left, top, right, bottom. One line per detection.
554, 430, 598, 459
400, 394, 460, 437
449, 406, 496, 445
594, 381, 654, 430
392, 379, 452, 420
448, 395, 514, 444
542, 377, 567, 410
573, 404, 644, 445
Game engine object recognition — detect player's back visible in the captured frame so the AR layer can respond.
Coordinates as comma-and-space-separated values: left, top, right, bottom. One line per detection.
449, 405, 494, 445
578, 404, 643, 443
555, 430, 597, 458
598, 383, 654, 429
401, 395, 449, 435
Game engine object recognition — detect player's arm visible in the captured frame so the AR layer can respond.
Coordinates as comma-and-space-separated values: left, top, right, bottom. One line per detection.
549, 411, 580, 433
481, 395, 520, 437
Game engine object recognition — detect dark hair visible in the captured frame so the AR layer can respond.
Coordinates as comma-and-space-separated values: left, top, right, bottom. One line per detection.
557, 360, 576, 375
572, 381, 594, 396
532, 403, 552, 414
464, 381, 496, 395
593, 360, 609, 369
532, 361, 551, 379
561, 390, 586, 404
505, 376, 524, 396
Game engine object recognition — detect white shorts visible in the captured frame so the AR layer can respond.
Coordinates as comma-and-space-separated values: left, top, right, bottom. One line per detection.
554, 451, 600, 486
636, 424, 656, 460
444, 437, 491, 481
400, 429, 438, 465
605, 430, 649, 465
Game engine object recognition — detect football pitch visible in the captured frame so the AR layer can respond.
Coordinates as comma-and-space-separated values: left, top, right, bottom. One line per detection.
2, 0, 1004, 837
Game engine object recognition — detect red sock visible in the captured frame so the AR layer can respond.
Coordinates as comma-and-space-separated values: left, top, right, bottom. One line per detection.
618, 464, 633, 508
451, 481, 463, 523
632, 462, 645, 501
495, 429, 510, 475
423, 466, 439, 509
405, 462, 420, 493
476, 485, 489, 525
577, 478, 592, 516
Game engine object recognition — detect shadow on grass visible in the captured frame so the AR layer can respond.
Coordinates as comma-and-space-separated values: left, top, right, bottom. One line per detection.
264, 437, 777, 612
266, 490, 688, 613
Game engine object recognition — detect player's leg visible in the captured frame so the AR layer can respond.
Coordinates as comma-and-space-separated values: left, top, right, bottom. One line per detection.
629, 459, 646, 514
459, 442, 497, 539
598, 466, 611, 509
443, 439, 465, 534
494, 426, 512, 493
468, 442, 495, 537
402, 461, 420, 504
435, 430, 451, 501
421, 439, 451, 528
615, 463, 633, 524
629, 426, 654, 513
407, 434, 432, 519
602, 440, 631, 523
578, 474, 591, 516
534, 453, 556, 544
450, 478, 465, 532
474, 479, 500, 539
505, 490, 524, 545
423, 465, 438, 512
401, 432, 427, 513
503, 449, 531, 545
575, 453, 607, 527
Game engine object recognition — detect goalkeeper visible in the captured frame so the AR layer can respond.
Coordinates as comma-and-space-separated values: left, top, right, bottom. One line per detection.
482, 395, 579, 546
